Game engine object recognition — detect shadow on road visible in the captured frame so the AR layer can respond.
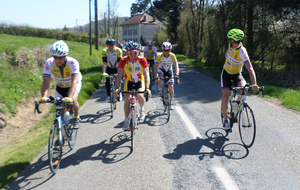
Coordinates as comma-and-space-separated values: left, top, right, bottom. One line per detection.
163, 128, 249, 160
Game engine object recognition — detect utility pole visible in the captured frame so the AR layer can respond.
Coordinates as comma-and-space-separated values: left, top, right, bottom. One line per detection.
95, 0, 98, 50
104, 13, 107, 37
108, 0, 110, 36
89, 0, 92, 55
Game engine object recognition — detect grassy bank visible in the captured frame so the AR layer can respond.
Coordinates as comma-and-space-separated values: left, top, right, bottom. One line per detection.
0, 34, 103, 189
176, 54, 300, 112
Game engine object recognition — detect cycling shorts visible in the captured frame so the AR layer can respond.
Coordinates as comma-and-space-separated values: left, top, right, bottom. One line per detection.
125, 81, 144, 91
221, 69, 245, 89
158, 68, 174, 84
147, 59, 155, 67
55, 81, 82, 99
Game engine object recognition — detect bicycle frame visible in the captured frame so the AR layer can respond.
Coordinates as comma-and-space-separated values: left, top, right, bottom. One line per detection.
160, 76, 171, 121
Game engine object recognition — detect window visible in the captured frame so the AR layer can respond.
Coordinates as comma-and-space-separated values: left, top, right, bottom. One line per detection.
133, 29, 137, 35
128, 29, 132, 35
123, 30, 127, 36
134, 38, 138, 42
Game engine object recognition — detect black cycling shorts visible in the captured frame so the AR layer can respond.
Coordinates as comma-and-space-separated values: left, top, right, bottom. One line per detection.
127, 81, 142, 91
147, 60, 155, 67
221, 69, 245, 89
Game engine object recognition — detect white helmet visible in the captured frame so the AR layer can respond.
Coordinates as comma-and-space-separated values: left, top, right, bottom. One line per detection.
147, 40, 153, 46
50, 40, 69, 56
162, 42, 172, 51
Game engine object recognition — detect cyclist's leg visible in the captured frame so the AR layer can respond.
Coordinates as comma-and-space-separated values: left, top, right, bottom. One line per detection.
105, 67, 114, 96
55, 86, 68, 117
71, 81, 81, 117
221, 70, 231, 121
236, 74, 246, 102
157, 69, 163, 90
167, 70, 175, 101
124, 80, 131, 118
136, 81, 145, 108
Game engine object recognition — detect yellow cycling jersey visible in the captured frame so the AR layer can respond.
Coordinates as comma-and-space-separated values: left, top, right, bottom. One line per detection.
143, 46, 157, 60
43, 57, 82, 88
223, 44, 250, 74
102, 47, 122, 68
155, 52, 177, 72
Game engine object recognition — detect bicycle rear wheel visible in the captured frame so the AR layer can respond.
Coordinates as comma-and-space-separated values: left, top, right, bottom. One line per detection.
48, 122, 62, 174
238, 104, 256, 148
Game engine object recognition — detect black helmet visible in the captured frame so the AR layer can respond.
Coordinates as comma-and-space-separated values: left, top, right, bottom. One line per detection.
106, 38, 116, 45
125, 41, 140, 50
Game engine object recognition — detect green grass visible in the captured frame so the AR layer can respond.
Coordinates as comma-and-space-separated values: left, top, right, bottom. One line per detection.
176, 53, 300, 112
0, 34, 104, 189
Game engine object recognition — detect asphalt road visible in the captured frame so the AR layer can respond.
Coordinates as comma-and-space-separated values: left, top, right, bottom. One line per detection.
9, 63, 300, 190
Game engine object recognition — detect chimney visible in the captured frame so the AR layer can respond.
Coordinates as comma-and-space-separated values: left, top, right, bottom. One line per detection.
153, 15, 156, 22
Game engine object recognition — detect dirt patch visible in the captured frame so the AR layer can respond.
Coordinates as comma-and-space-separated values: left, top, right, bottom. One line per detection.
0, 87, 55, 149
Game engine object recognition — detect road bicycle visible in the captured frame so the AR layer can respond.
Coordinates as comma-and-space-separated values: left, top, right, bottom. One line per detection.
121, 90, 147, 151
160, 76, 172, 121
34, 96, 78, 174
221, 83, 264, 148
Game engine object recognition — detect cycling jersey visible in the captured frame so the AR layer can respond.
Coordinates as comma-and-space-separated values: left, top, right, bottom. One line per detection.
43, 57, 82, 88
118, 56, 148, 83
223, 44, 250, 74
155, 52, 177, 72
143, 46, 157, 60
102, 47, 122, 68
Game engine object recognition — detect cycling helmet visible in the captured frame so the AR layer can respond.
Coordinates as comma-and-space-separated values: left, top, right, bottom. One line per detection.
147, 40, 153, 46
126, 41, 140, 50
227, 28, 244, 42
162, 42, 172, 51
117, 42, 123, 48
106, 38, 116, 45
50, 40, 69, 56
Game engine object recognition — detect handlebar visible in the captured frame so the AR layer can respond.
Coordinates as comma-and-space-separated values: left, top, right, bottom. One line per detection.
120, 90, 149, 102
34, 96, 73, 114
231, 84, 264, 97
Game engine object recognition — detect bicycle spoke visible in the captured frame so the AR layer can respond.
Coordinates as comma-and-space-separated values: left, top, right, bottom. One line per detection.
238, 105, 256, 148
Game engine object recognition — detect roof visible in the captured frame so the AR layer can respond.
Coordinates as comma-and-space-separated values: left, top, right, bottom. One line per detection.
120, 13, 162, 26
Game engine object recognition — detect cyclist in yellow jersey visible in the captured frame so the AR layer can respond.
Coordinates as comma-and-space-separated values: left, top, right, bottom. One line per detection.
115, 41, 151, 130
40, 40, 82, 129
102, 38, 123, 102
143, 40, 157, 85
221, 28, 258, 132
154, 42, 180, 110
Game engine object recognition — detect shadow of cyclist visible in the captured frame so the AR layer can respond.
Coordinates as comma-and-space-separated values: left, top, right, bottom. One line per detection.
142, 109, 170, 126
163, 128, 248, 160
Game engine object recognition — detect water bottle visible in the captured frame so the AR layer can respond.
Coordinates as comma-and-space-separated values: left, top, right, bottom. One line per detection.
64, 111, 70, 127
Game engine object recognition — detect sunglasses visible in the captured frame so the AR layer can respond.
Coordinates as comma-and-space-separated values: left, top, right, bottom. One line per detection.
127, 52, 139, 55
163, 50, 170, 52
108, 45, 115, 47
54, 56, 65, 60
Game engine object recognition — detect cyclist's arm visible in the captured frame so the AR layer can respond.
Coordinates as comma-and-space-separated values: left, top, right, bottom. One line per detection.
41, 76, 51, 97
173, 61, 179, 76
68, 75, 79, 99
102, 56, 107, 73
116, 68, 123, 89
245, 61, 258, 90
143, 67, 150, 89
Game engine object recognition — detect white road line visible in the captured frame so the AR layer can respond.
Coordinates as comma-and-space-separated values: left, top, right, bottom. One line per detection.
175, 105, 239, 190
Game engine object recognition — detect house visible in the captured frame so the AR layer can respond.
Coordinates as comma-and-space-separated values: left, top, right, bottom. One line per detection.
120, 13, 164, 45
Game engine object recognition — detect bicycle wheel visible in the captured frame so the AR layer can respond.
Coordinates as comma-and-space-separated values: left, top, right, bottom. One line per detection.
130, 108, 135, 151
48, 122, 62, 174
110, 87, 115, 118
238, 104, 256, 148
221, 100, 233, 127
166, 89, 171, 121
163, 87, 168, 113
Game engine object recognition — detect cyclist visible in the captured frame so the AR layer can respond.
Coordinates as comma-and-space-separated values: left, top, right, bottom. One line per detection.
102, 38, 123, 102
221, 28, 258, 132
115, 41, 152, 130
143, 40, 157, 85
118, 41, 127, 57
39, 40, 82, 129
154, 42, 180, 110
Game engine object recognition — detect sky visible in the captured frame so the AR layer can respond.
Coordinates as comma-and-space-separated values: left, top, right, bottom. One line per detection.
0, 0, 136, 29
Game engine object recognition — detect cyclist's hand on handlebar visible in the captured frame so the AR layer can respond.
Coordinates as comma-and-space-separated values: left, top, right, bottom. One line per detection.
251, 84, 258, 90
154, 77, 158, 83
102, 73, 108, 77
39, 97, 49, 103
174, 75, 180, 84
63, 97, 73, 103
115, 88, 120, 96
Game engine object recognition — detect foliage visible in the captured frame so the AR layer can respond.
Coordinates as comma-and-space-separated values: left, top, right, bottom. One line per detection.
153, 30, 168, 49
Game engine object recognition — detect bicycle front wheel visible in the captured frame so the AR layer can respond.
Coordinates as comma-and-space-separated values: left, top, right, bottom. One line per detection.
67, 127, 78, 150
130, 108, 136, 151
110, 87, 116, 118
48, 122, 62, 174
238, 104, 256, 148
166, 90, 171, 122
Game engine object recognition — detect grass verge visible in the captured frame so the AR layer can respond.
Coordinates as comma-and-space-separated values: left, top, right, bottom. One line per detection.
0, 35, 104, 189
